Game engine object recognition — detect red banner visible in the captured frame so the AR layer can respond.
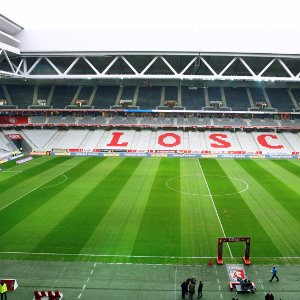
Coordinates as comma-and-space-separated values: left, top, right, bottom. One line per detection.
6, 134, 22, 140
0, 279, 18, 291
0, 116, 28, 124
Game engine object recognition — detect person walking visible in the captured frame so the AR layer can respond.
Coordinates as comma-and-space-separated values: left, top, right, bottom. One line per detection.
0, 281, 7, 300
197, 281, 203, 299
269, 266, 279, 282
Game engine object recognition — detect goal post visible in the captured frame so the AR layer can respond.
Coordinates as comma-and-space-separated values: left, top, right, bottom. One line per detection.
217, 237, 251, 265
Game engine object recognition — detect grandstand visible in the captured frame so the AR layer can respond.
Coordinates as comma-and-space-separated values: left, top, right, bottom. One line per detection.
1, 10, 300, 300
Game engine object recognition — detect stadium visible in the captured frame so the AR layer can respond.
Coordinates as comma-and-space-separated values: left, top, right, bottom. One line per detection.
0, 7, 300, 300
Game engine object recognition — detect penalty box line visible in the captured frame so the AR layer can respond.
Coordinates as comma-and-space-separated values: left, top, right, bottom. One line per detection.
0, 162, 81, 212
196, 159, 233, 259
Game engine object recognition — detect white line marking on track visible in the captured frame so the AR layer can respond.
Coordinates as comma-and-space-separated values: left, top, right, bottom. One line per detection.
258, 279, 264, 289
196, 159, 233, 258
78, 261, 97, 299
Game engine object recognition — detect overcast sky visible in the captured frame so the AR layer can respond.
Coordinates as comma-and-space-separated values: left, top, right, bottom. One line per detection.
2, 0, 300, 32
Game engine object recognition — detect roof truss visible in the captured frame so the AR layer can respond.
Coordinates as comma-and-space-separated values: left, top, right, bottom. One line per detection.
2, 50, 300, 82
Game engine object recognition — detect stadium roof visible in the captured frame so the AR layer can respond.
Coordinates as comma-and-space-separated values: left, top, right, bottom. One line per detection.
14, 28, 300, 56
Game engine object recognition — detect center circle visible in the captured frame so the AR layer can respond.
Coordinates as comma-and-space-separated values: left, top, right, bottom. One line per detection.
165, 174, 248, 196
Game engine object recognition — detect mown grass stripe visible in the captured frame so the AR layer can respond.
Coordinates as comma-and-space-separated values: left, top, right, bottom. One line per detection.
0, 156, 72, 195
81, 158, 161, 256
0, 156, 77, 210
255, 160, 300, 195
0, 156, 50, 181
271, 159, 300, 178
0, 157, 106, 252
200, 159, 281, 258
236, 160, 300, 223
234, 159, 300, 256
132, 158, 181, 256
179, 159, 224, 257
31, 158, 142, 255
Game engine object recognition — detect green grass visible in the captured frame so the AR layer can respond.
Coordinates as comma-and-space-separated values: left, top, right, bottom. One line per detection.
0, 156, 300, 265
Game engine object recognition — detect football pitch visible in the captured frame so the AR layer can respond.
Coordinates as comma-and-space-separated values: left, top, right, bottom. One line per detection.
0, 156, 300, 299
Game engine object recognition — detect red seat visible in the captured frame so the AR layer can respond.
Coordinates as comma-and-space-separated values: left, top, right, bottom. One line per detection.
55, 290, 62, 299
34, 290, 42, 300
41, 290, 48, 297
48, 290, 56, 300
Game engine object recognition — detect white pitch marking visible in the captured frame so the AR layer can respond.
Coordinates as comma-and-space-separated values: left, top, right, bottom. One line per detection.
165, 174, 249, 196
220, 293, 223, 298
0, 163, 80, 212
196, 159, 233, 258
217, 279, 220, 284
38, 174, 68, 189
1, 251, 300, 260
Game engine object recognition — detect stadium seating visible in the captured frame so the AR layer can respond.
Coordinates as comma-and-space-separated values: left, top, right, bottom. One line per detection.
54, 129, 89, 149
5, 85, 34, 108
165, 86, 178, 100
22, 129, 58, 150
92, 86, 119, 108
207, 87, 222, 102
235, 132, 259, 153
266, 88, 296, 112
30, 116, 47, 124
79, 130, 104, 150
224, 87, 251, 111
136, 86, 161, 109
181, 87, 206, 110
78, 116, 107, 125
120, 86, 135, 101
77, 86, 94, 102
47, 116, 76, 124
50, 86, 77, 108
36, 86, 52, 102
1, 127, 298, 154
